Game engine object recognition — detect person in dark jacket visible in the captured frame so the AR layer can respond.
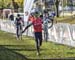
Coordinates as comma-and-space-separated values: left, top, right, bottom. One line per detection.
9, 13, 14, 21
15, 14, 24, 40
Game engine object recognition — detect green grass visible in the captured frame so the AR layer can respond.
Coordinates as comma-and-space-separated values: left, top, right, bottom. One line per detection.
0, 16, 75, 60
56, 16, 75, 24
1, 31, 75, 60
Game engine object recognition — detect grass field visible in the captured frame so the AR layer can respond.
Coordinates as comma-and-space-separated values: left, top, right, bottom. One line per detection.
0, 16, 75, 60
0, 31, 75, 60
56, 16, 75, 24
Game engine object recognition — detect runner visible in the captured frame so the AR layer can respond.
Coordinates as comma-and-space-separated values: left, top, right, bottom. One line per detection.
22, 12, 43, 55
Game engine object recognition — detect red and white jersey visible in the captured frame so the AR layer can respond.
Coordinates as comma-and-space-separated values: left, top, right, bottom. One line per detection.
32, 17, 42, 32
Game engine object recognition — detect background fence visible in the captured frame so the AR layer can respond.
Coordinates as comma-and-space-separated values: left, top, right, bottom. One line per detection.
0, 20, 75, 47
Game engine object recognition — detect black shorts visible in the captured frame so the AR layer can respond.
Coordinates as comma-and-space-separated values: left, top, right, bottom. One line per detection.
34, 32, 42, 41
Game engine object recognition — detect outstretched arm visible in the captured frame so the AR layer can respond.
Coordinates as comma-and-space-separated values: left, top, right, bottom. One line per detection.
22, 23, 33, 33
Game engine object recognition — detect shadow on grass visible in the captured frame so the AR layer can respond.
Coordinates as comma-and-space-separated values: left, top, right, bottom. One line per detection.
0, 45, 28, 60
0, 45, 47, 60
0, 45, 75, 60
0, 45, 46, 51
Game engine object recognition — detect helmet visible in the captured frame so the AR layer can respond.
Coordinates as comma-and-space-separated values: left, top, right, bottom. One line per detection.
17, 14, 20, 17
34, 12, 39, 17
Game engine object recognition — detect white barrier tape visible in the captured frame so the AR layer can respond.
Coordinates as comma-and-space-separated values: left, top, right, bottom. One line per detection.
0, 20, 75, 47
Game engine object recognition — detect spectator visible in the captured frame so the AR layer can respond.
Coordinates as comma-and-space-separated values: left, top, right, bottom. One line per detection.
43, 11, 50, 42
9, 13, 14, 21
15, 14, 24, 40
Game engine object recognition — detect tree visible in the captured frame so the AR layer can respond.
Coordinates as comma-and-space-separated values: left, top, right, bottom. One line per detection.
12, 0, 19, 12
